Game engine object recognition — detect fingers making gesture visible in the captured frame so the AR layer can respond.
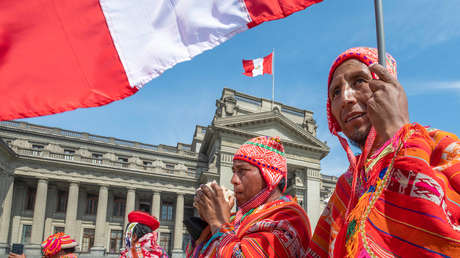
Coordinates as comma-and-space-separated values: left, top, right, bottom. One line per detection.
367, 63, 409, 143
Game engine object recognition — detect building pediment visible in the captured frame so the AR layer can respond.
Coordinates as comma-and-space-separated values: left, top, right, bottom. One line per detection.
213, 111, 329, 152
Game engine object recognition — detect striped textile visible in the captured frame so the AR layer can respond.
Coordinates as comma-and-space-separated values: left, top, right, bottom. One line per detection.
307, 124, 460, 257
186, 195, 311, 257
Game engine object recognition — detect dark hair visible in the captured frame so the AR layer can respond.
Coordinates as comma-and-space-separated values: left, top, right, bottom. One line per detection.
278, 177, 286, 193
131, 223, 153, 239
62, 247, 75, 254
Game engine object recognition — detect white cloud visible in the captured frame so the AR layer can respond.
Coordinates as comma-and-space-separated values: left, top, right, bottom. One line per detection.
404, 80, 460, 96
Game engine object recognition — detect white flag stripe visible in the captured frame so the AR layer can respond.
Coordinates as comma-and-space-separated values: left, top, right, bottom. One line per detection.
252, 58, 264, 76
100, 0, 252, 87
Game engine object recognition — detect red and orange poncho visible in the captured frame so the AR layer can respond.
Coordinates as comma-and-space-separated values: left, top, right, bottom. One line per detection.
186, 136, 312, 257
307, 47, 460, 257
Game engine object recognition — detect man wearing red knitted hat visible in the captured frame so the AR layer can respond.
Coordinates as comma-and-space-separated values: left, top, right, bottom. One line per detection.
307, 47, 460, 257
189, 136, 311, 257
120, 211, 167, 258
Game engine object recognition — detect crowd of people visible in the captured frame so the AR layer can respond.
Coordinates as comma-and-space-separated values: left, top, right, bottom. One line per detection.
8, 47, 460, 257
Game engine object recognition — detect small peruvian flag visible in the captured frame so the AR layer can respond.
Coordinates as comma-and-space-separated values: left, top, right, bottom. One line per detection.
242, 53, 273, 77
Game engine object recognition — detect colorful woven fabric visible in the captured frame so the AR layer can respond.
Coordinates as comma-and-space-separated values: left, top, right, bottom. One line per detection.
41, 232, 77, 256
233, 136, 287, 192
59, 255, 78, 258
186, 195, 311, 257
307, 124, 460, 257
120, 231, 168, 258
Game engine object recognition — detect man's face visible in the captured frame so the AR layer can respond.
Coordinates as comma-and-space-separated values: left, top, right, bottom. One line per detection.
329, 59, 373, 146
231, 160, 266, 206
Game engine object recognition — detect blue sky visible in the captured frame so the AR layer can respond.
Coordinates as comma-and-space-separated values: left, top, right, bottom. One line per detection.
22, 0, 460, 176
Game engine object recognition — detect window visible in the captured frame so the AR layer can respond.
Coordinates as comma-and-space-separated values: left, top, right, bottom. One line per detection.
56, 190, 67, 212
113, 197, 125, 217
165, 163, 175, 170
86, 194, 98, 215
92, 153, 103, 164
21, 225, 32, 244
109, 230, 123, 254
32, 144, 44, 156
161, 201, 173, 221
143, 161, 152, 170
64, 149, 75, 160
25, 187, 36, 210
118, 157, 128, 168
159, 232, 172, 254
54, 226, 65, 234
81, 228, 95, 252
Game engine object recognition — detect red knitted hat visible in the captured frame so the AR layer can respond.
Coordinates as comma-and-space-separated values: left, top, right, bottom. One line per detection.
41, 232, 77, 256
128, 211, 160, 231
233, 136, 287, 192
326, 47, 397, 135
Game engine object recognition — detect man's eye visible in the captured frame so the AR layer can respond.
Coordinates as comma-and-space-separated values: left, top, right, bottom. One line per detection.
355, 78, 366, 86
332, 87, 340, 98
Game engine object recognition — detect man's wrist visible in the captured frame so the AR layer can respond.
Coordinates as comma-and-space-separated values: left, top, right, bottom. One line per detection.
210, 223, 223, 235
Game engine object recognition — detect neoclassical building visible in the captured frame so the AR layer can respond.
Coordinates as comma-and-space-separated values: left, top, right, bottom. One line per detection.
0, 88, 337, 257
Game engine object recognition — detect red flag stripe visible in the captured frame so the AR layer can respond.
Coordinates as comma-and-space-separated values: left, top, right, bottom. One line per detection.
0, 0, 134, 121
244, 0, 323, 28
263, 53, 273, 75
243, 60, 255, 77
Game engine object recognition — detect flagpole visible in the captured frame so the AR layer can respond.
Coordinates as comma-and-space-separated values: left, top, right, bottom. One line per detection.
374, 0, 386, 67
272, 49, 275, 110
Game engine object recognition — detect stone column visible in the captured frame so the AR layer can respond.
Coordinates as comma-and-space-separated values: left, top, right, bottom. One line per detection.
171, 193, 184, 258
124, 187, 136, 230
151, 191, 161, 219
26, 178, 48, 255
306, 168, 321, 230
91, 185, 108, 256
0, 176, 14, 253
65, 182, 79, 238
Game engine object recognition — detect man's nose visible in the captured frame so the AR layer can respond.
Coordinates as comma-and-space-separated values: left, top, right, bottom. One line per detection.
231, 173, 240, 185
342, 84, 357, 104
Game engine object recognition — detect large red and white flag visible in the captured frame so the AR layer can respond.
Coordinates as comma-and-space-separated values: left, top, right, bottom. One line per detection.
242, 53, 273, 77
0, 0, 321, 121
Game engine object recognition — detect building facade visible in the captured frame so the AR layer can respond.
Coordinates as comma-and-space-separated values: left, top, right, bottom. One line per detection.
0, 88, 337, 257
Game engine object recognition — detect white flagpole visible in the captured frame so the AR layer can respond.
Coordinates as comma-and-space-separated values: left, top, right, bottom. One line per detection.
272, 49, 275, 110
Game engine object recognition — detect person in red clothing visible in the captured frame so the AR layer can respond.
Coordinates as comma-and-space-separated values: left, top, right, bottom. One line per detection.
188, 136, 311, 257
120, 211, 168, 258
307, 47, 460, 257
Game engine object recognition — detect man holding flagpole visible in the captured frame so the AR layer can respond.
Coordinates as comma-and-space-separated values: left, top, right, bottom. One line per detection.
307, 47, 460, 257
